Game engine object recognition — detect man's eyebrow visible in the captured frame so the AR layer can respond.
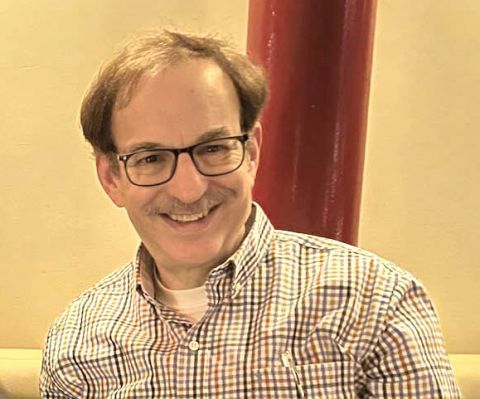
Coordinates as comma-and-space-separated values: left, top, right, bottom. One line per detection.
123, 127, 235, 153
196, 127, 233, 142
123, 142, 163, 153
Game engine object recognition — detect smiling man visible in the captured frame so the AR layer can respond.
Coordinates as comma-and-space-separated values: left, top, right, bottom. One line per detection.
40, 30, 461, 398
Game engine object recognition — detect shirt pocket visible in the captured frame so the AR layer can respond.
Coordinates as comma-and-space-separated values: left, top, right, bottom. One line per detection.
252, 360, 356, 399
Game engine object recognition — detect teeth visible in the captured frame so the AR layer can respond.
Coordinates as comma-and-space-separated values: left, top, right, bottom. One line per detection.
168, 212, 206, 222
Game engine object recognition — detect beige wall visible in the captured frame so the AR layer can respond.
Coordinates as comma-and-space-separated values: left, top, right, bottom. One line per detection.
360, 0, 480, 353
1, 0, 478, 354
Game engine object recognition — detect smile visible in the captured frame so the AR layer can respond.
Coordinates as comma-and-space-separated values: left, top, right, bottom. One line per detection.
167, 211, 207, 223
162, 204, 219, 225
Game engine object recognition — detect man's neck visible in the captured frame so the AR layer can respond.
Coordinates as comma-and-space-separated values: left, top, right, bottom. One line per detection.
155, 263, 211, 290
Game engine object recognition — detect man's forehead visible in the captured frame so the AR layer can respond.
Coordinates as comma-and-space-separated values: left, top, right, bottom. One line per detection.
116, 58, 231, 107
113, 60, 239, 123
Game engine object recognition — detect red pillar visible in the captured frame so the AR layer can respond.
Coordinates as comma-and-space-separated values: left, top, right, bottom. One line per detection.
247, 0, 377, 245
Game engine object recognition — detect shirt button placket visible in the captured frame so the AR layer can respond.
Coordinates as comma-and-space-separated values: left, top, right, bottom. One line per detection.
176, 338, 201, 398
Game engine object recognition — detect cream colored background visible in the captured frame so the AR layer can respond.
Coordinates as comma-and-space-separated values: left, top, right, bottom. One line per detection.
0, 1, 478, 354
359, 0, 480, 353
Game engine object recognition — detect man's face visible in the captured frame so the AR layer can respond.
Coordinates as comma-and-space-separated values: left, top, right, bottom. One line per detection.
97, 59, 261, 274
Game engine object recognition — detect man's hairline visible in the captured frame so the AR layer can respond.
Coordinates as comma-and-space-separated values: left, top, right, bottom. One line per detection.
114, 55, 224, 111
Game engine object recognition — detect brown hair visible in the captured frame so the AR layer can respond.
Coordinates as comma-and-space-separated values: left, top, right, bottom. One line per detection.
80, 30, 268, 154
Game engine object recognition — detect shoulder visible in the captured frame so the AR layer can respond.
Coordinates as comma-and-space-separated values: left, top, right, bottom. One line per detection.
271, 230, 419, 299
269, 231, 438, 351
61, 262, 134, 315
45, 262, 135, 347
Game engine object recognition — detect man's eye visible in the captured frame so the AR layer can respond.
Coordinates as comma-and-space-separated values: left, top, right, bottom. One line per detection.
201, 144, 229, 154
141, 155, 160, 163
132, 153, 166, 166
205, 145, 222, 153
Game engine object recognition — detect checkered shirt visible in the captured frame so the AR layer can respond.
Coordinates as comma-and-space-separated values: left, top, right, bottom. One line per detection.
40, 204, 462, 398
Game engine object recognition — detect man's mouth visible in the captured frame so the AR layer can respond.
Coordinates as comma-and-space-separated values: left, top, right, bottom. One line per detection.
161, 204, 219, 224
166, 211, 208, 223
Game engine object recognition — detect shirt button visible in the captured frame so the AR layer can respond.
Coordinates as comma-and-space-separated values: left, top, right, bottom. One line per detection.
188, 340, 200, 351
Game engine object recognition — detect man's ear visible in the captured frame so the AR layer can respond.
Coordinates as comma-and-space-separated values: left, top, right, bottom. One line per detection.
96, 153, 126, 208
246, 122, 262, 178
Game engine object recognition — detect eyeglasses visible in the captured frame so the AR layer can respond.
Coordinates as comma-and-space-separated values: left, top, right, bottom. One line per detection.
117, 134, 250, 187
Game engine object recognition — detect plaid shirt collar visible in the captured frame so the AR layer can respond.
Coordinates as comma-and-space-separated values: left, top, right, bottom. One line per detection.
134, 202, 274, 303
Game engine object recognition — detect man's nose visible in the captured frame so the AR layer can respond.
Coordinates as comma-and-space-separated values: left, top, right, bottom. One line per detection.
165, 153, 208, 203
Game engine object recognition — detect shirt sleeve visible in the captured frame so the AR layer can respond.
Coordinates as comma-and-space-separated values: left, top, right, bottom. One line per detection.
39, 324, 81, 399
361, 278, 462, 398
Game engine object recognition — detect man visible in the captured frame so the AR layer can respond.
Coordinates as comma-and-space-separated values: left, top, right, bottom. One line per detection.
40, 30, 461, 398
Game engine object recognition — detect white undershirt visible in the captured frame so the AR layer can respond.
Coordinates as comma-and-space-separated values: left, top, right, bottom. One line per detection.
153, 267, 208, 324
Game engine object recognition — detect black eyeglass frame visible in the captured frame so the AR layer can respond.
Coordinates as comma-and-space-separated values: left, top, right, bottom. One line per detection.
117, 133, 250, 187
